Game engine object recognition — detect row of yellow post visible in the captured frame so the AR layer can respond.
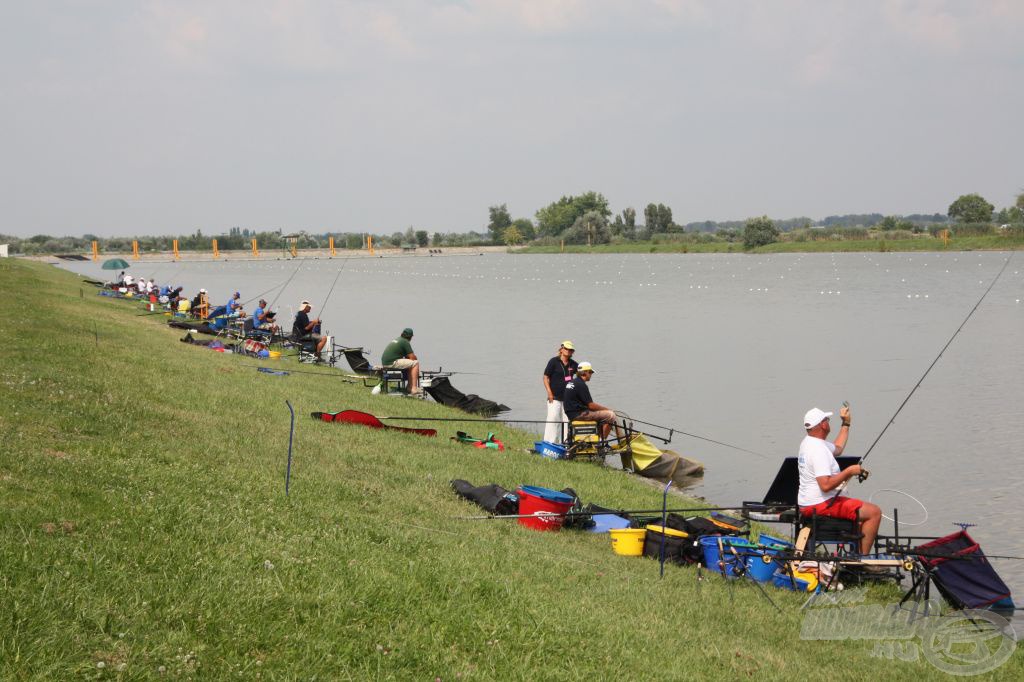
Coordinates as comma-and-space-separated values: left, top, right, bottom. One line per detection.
91, 235, 376, 261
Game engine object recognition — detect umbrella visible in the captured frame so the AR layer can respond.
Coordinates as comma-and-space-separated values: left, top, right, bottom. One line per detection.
101, 258, 131, 270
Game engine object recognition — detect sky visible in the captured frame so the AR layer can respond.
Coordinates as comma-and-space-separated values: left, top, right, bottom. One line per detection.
2, 1, 1023, 238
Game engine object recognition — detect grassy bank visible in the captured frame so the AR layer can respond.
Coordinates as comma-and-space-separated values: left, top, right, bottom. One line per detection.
1, 259, 1019, 680
519, 234, 1024, 254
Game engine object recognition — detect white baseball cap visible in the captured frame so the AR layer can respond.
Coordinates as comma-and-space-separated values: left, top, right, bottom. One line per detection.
803, 407, 833, 429
577, 361, 594, 373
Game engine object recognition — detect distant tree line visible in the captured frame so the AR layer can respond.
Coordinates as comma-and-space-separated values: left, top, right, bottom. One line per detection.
4, 190, 1021, 255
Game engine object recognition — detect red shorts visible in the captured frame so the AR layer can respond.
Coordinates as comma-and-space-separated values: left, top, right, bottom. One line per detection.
800, 496, 864, 522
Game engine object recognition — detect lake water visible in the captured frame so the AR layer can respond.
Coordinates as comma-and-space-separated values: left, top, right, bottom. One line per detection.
62, 251, 1024, 590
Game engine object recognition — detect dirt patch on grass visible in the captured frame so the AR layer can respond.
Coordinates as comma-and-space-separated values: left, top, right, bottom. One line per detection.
45, 448, 72, 459
40, 520, 77, 535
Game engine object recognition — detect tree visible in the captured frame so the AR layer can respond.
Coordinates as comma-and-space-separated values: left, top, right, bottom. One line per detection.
535, 191, 611, 237
487, 204, 513, 243
502, 226, 524, 246
511, 218, 535, 241
743, 216, 779, 249
948, 193, 994, 224
562, 210, 611, 245
643, 203, 675, 233
1016, 191, 1024, 211
415, 230, 429, 247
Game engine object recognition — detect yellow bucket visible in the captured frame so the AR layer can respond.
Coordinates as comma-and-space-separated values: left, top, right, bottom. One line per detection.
268, 350, 282, 359
609, 528, 646, 556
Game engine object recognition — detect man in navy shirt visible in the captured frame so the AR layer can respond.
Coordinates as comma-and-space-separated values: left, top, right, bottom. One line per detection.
541, 340, 578, 443
292, 300, 327, 358
562, 361, 620, 440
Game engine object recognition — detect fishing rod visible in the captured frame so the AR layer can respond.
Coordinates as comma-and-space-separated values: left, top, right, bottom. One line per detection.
253, 365, 359, 382
266, 262, 303, 310
319, 258, 349, 311
616, 413, 770, 459
377, 414, 669, 443
458, 505, 745, 520
839, 253, 1014, 495
242, 271, 301, 307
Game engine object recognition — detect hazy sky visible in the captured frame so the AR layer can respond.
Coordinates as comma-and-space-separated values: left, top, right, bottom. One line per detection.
3, 1, 1023, 237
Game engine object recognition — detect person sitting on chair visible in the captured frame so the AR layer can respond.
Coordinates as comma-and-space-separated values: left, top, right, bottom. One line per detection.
562, 362, 621, 441
292, 300, 327, 358
227, 291, 243, 315
381, 328, 421, 396
797, 405, 882, 556
252, 299, 279, 333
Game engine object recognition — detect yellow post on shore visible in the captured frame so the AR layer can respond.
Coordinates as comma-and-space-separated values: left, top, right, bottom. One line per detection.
329, 236, 336, 257
132, 240, 140, 260
941, 229, 950, 247
291, 239, 297, 258
252, 238, 259, 258
368, 235, 374, 256
173, 239, 180, 260
212, 239, 220, 259
91, 241, 99, 261
560, 239, 564, 253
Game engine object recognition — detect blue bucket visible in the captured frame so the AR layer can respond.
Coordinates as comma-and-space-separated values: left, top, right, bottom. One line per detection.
700, 536, 756, 578
534, 441, 568, 460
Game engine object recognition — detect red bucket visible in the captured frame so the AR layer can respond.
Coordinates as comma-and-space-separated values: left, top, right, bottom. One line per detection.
516, 486, 575, 531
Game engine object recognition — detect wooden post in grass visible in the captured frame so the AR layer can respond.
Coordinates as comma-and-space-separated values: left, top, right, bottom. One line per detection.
212, 239, 219, 259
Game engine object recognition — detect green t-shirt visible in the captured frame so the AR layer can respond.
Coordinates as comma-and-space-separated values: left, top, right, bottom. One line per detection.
382, 337, 413, 366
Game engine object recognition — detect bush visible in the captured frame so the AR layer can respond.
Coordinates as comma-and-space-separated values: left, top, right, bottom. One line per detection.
953, 223, 995, 237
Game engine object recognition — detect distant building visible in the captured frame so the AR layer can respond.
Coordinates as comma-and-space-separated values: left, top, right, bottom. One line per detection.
0, 244, 8, 258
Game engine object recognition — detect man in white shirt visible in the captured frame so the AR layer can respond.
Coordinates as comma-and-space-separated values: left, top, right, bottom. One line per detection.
797, 405, 881, 555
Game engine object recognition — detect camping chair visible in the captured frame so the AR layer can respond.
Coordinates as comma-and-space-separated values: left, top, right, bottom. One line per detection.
800, 512, 861, 557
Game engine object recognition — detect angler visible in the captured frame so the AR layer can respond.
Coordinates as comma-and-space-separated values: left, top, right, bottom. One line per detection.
797, 404, 881, 556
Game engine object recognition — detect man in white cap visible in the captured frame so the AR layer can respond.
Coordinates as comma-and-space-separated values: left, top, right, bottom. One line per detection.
797, 404, 881, 555
541, 340, 579, 443
562, 362, 620, 441
292, 300, 327, 358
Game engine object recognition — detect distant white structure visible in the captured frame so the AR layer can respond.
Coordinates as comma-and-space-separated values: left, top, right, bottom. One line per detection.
0, 244, 8, 258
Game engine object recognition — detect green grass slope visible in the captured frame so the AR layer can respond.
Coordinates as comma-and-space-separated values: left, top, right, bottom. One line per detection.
1, 259, 1019, 680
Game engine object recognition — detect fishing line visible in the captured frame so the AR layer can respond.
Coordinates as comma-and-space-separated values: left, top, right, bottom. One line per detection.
617, 412, 770, 459
836, 253, 1014, 500
868, 488, 929, 527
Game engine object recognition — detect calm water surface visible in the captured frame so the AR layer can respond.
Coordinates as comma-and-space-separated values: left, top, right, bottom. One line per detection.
63, 251, 1024, 589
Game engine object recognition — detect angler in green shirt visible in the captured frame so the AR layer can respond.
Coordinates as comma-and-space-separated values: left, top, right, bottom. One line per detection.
381, 328, 421, 395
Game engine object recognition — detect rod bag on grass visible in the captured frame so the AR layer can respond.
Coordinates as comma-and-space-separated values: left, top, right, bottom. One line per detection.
450, 480, 518, 515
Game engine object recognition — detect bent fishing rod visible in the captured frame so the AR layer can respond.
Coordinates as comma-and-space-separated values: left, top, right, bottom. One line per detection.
615, 412, 770, 459
837, 253, 1014, 498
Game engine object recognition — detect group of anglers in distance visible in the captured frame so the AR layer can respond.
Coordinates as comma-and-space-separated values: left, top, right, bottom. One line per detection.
94, 270, 510, 417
